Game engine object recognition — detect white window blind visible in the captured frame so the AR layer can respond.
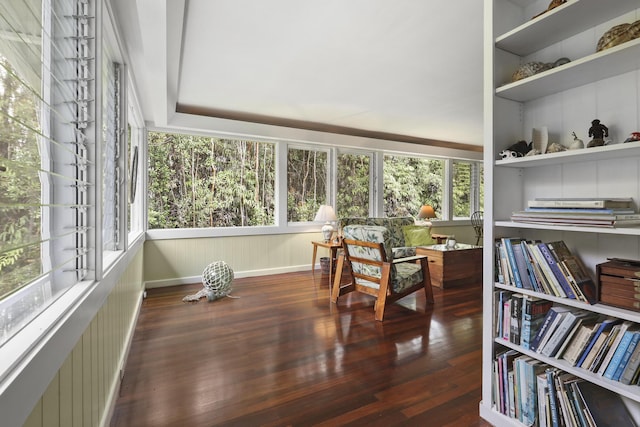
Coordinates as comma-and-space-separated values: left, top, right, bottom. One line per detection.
0, 0, 95, 346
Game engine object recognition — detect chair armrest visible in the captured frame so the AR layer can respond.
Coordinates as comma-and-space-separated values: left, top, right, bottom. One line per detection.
392, 255, 427, 264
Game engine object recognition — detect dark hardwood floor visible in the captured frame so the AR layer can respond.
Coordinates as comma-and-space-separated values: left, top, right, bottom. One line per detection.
110, 270, 492, 427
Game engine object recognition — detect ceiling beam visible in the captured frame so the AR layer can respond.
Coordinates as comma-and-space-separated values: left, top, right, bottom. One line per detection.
176, 103, 483, 153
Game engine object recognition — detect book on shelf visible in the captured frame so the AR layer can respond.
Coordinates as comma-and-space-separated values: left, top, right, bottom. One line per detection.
603, 329, 640, 380
510, 293, 524, 345
539, 310, 596, 358
575, 381, 637, 427
521, 295, 553, 350
502, 238, 525, 288
520, 240, 543, 292
610, 331, 640, 382
538, 243, 576, 299
576, 318, 622, 368
513, 211, 640, 221
516, 356, 546, 426
530, 306, 573, 353
545, 369, 561, 427
525, 207, 637, 215
527, 197, 634, 209
619, 338, 640, 385
588, 323, 623, 373
559, 255, 598, 305
536, 371, 550, 427
597, 321, 634, 376
528, 243, 566, 298
562, 320, 600, 366
512, 242, 534, 290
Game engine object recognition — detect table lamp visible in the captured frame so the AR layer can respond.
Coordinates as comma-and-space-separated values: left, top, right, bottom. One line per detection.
314, 205, 337, 242
416, 205, 436, 228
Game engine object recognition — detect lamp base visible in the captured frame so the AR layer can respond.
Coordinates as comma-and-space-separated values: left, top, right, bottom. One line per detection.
321, 223, 334, 242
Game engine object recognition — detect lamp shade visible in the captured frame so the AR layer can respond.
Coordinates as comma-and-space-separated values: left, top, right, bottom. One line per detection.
314, 205, 337, 222
417, 205, 436, 219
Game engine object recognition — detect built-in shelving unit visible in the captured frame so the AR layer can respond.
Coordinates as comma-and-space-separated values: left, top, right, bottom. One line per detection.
481, 0, 640, 425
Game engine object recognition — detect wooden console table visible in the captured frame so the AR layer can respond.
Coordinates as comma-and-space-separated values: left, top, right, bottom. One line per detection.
416, 244, 482, 288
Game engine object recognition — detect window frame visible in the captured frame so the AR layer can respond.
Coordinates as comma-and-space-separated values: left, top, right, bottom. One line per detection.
145, 128, 483, 241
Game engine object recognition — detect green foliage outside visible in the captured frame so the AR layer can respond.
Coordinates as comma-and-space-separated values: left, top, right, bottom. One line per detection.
336, 153, 370, 218
383, 155, 444, 218
147, 132, 276, 228
0, 57, 42, 299
453, 161, 472, 217
287, 148, 327, 222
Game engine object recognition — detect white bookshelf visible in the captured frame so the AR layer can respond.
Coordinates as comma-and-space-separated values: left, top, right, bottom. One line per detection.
481, 0, 640, 425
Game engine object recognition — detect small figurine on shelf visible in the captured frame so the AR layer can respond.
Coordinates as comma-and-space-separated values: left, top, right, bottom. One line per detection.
569, 132, 584, 149
623, 132, 640, 143
498, 140, 531, 159
587, 119, 608, 147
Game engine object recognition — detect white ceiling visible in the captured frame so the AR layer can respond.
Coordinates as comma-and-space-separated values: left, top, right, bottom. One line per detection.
113, 0, 485, 150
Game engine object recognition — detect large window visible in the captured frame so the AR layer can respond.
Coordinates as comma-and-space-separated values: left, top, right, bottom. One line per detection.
453, 160, 483, 218
336, 151, 371, 218
383, 155, 444, 218
287, 147, 328, 222
0, 0, 95, 346
147, 131, 276, 228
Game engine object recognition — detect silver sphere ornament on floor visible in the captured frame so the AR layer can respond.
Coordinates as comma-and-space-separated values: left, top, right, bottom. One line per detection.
182, 261, 234, 302
202, 261, 234, 301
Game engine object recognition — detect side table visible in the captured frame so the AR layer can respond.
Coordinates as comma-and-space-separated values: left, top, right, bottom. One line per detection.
311, 240, 342, 276
416, 243, 482, 288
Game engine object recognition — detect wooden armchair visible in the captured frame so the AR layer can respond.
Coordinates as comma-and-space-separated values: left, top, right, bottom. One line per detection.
331, 225, 434, 321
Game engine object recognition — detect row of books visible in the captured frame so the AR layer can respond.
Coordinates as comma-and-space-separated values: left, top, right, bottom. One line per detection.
493, 352, 636, 427
496, 238, 597, 304
497, 291, 640, 387
511, 197, 640, 228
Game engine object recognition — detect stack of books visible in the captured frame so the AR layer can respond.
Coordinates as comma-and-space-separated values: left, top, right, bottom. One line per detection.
493, 349, 637, 427
510, 197, 640, 228
496, 294, 640, 391
495, 238, 598, 304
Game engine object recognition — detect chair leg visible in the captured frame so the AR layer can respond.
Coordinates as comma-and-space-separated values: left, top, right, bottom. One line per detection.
374, 263, 392, 321
330, 254, 345, 303
420, 258, 434, 304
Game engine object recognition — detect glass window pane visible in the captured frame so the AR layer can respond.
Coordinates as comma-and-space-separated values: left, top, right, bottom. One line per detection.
287, 147, 328, 222
147, 132, 275, 228
336, 152, 370, 218
383, 155, 444, 218
453, 161, 472, 218
0, 56, 42, 298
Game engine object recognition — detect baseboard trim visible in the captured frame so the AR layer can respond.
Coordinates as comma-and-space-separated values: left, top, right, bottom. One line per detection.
144, 264, 312, 289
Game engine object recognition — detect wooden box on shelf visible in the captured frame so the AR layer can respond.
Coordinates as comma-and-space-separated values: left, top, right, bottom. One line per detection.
598, 260, 640, 312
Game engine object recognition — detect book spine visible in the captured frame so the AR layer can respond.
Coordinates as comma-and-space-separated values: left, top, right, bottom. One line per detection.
619, 342, 640, 385
503, 238, 523, 288
612, 333, 640, 381
512, 244, 533, 290
530, 309, 558, 352
540, 313, 576, 357
576, 321, 619, 368
510, 294, 523, 345
598, 324, 628, 375
530, 244, 564, 297
546, 369, 560, 427
538, 243, 576, 299
537, 373, 549, 427
603, 331, 635, 379
520, 241, 541, 292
